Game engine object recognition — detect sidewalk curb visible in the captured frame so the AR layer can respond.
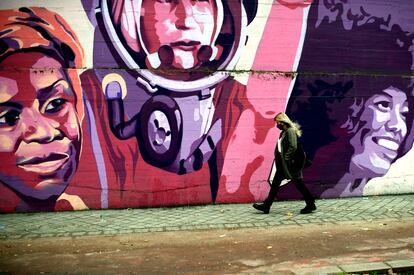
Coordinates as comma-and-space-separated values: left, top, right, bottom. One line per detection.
293, 260, 414, 275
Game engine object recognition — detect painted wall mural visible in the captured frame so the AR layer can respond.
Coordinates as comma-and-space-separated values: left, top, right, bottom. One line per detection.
0, 0, 413, 212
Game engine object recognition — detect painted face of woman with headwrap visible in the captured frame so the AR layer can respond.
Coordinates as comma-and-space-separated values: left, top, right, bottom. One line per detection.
0, 52, 82, 202
0, 7, 85, 208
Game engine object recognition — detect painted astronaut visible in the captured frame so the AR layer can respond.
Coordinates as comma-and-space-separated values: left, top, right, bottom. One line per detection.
80, 0, 258, 204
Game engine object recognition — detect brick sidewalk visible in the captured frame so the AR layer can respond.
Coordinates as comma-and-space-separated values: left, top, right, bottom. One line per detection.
1, 194, 413, 239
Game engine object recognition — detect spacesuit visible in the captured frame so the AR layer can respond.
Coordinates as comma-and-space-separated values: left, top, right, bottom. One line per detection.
80, 0, 258, 204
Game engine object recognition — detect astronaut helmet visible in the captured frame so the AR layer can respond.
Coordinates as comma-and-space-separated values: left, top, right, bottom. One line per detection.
99, 0, 258, 93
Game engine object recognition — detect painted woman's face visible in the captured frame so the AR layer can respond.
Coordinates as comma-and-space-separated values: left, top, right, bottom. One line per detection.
349, 86, 409, 177
0, 52, 82, 201
140, 0, 219, 69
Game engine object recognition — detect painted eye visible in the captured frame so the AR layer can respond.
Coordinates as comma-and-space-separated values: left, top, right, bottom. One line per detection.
375, 101, 391, 112
0, 109, 20, 127
45, 98, 67, 113
401, 107, 409, 120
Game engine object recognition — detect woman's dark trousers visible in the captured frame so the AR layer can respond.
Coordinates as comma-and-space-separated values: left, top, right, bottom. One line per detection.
263, 171, 315, 208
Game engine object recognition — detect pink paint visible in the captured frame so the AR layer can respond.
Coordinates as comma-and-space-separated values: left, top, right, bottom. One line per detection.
218, 2, 309, 201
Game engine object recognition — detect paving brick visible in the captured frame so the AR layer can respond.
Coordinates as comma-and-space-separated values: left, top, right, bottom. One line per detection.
87, 231, 102, 236
195, 225, 210, 230
119, 229, 133, 234
339, 262, 391, 273
293, 265, 343, 275
134, 228, 150, 233
7, 235, 22, 239
386, 259, 414, 272
238, 223, 254, 228
72, 232, 86, 236
40, 233, 55, 238
25, 234, 40, 239
102, 230, 119, 235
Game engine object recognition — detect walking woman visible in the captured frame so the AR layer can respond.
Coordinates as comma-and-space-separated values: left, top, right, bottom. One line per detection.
253, 112, 316, 214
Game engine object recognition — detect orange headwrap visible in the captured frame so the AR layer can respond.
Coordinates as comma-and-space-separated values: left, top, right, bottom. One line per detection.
0, 7, 85, 121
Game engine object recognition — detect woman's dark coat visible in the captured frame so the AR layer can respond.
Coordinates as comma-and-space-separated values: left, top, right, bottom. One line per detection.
275, 127, 306, 180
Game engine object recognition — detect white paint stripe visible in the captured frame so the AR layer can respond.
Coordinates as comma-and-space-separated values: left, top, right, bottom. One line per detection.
84, 96, 109, 209
285, 5, 311, 108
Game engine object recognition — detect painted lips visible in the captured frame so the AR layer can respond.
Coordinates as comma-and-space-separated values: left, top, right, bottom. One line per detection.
170, 40, 200, 51
17, 153, 70, 175
373, 137, 399, 151
373, 137, 401, 160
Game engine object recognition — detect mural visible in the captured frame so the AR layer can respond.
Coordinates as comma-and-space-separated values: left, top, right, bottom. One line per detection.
0, 0, 413, 212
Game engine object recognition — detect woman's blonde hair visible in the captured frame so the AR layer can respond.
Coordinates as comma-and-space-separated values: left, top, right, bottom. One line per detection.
274, 112, 302, 137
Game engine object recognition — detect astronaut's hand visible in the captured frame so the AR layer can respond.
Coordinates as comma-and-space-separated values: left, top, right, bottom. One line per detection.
102, 73, 127, 100
105, 81, 122, 99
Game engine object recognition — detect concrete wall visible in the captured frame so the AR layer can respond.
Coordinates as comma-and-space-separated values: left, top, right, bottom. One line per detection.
0, 0, 413, 212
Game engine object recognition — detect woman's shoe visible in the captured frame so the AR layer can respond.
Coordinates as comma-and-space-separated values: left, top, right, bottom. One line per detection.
253, 203, 270, 214
300, 203, 316, 214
